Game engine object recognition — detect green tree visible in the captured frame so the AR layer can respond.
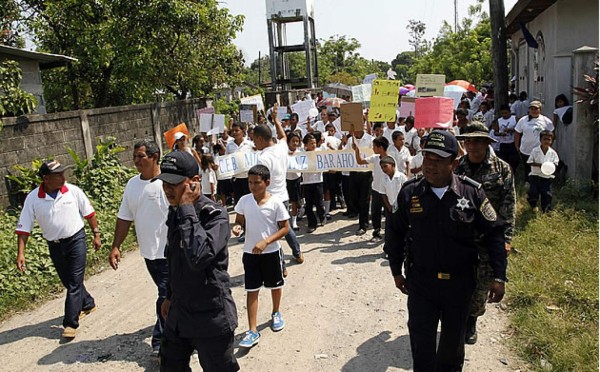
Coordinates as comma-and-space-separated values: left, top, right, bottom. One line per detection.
18, 0, 245, 111
391, 51, 415, 84
407, 19, 427, 58
0, 60, 37, 127
409, 6, 493, 86
0, 0, 25, 47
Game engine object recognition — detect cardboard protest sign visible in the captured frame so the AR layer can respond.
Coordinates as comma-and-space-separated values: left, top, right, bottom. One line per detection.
399, 96, 416, 118
340, 102, 364, 132
363, 73, 377, 85
368, 80, 400, 122
164, 123, 190, 150
239, 104, 257, 123
414, 97, 455, 129
291, 100, 316, 124
240, 94, 265, 111
416, 74, 446, 97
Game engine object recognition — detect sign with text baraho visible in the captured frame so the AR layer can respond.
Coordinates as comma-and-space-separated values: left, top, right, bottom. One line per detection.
215, 148, 374, 178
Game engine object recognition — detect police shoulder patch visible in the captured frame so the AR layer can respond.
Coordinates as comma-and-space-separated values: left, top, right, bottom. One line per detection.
480, 198, 497, 221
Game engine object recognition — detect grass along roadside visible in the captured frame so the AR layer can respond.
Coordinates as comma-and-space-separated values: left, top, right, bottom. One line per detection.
507, 181, 598, 371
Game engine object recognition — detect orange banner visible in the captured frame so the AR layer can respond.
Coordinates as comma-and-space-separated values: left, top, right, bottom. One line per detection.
164, 123, 190, 150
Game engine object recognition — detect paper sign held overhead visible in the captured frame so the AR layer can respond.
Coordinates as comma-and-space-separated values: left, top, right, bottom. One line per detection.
363, 73, 377, 85
199, 114, 225, 134
291, 100, 316, 124
351, 84, 372, 103
340, 102, 364, 132
416, 74, 446, 97
399, 97, 416, 118
240, 94, 265, 111
368, 80, 400, 122
239, 104, 257, 123
164, 123, 190, 151
414, 97, 455, 129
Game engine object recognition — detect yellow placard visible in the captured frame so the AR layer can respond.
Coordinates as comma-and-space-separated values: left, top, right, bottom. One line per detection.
368, 80, 400, 122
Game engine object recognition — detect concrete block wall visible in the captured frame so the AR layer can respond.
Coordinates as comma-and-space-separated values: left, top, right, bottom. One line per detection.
0, 98, 211, 208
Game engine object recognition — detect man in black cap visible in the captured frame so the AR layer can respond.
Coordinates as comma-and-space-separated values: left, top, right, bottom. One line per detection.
456, 122, 516, 345
385, 130, 507, 371
154, 150, 239, 372
15, 160, 101, 339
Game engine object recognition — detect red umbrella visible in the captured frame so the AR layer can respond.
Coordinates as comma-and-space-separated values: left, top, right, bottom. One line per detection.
320, 97, 347, 108
447, 80, 478, 93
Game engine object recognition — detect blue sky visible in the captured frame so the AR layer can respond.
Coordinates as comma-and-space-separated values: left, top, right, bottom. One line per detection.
222, 0, 519, 65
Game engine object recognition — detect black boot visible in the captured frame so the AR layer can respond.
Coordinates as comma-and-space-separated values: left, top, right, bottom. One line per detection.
465, 316, 478, 345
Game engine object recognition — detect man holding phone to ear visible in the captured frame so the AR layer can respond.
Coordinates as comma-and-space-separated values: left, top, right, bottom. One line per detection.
153, 150, 239, 372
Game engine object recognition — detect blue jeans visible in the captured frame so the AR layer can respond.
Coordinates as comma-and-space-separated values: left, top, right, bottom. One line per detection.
47, 228, 95, 329
145, 258, 169, 349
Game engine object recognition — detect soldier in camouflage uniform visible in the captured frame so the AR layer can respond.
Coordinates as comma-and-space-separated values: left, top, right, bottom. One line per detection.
455, 122, 516, 345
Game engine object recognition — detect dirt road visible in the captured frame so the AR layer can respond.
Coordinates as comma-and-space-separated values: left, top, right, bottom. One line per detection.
0, 209, 523, 371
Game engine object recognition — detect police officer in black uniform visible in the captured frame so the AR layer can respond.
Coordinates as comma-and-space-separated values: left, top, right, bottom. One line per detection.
154, 150, 239, 372
385, 130, 507, 371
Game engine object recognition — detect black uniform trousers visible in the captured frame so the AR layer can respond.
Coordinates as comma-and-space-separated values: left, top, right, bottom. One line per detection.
160, 327, 239, 372
303, 183, 325, 228
349, 171, 372, 230
407, 273, 475, 372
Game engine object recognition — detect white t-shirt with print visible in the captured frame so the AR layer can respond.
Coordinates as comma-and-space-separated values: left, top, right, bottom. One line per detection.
117, 175, 169, 260
514, 115, 554, 155
235, 194, 290, 254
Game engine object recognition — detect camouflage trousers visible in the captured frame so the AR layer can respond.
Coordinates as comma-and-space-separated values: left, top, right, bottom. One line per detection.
468, 248, 494, 317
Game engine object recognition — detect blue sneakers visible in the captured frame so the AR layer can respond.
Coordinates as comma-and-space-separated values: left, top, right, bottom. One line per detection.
271, 311, 285, 332
239, 330, 260, 348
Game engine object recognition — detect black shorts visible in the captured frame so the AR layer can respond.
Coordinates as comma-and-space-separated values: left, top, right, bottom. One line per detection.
286, 178, 302, 203
217, 179, 233, 195
242, 250, 285, 291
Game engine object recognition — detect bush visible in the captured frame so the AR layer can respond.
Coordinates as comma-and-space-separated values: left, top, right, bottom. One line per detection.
0, 138, 137, 320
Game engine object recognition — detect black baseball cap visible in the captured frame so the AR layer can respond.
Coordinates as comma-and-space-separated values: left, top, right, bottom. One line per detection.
421, 130, 458, 159
153, 150, 199, 184
39, 160, 70, 176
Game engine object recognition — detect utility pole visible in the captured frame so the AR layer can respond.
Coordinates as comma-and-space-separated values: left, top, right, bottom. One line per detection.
489, 0, 509, 115
454, 0, 458, 33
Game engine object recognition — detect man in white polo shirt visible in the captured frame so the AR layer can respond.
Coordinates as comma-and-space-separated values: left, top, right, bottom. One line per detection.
15, 160, 101, 339
109, 139, 169, 356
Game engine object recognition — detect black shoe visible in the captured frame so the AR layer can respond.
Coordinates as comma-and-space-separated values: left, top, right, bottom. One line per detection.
307, 227, 316, 233
355, 228, 367, 236
347, 213, 358, 219
465, 316, 478, 345
372, 230, 383, 239
325, 213, 333, 220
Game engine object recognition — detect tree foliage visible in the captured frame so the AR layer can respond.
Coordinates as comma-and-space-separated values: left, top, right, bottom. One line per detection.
17, 0, 245, 111
0, 60, 37, 127
408, 6, 493, 86
407, 19, 427, 58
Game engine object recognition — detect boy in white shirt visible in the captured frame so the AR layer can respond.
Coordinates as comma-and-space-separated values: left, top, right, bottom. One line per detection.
389, 131, 412, 177
380, 155, 407, 259
353, 136, 389, 240
527, 131, 559, 212
301, 134, 326, 233
233, 165, 290, 348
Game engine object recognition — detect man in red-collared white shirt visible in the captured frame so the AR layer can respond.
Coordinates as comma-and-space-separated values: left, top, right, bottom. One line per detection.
15, 160, 101, 339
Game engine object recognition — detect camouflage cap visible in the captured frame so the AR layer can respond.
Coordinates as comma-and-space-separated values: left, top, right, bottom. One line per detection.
456, 121, 497, 143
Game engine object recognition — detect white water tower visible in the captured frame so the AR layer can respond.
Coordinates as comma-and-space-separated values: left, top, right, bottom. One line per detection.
266, 0, 318, 90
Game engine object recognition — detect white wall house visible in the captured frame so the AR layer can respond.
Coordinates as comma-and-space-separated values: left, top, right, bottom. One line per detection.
0, 45, 76, 114
506, 0, 599, 181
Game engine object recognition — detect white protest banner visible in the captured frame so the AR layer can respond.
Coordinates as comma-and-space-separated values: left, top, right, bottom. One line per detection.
363, 73, 377, 85
240, 94, 265, 111
215, 148, 373, 178
291, 100, 316, 124
199, 113, 213, 133
416, 74, 446, 97
352, 84, 372, 102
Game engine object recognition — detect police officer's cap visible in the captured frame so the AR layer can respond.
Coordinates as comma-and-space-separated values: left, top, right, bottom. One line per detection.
153, 150, 200, 185
420, 130, 458, 159
456, 121, 497, 143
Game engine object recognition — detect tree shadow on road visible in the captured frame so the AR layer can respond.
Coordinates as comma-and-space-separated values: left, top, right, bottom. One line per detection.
0, 316, 63, 346
37, 326, 156, 371
341, 330, 413, 372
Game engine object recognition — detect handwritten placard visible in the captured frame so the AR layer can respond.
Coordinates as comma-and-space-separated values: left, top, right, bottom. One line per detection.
291, 100, 316, 124
414, 97, 455, 129
416, 74, 446, 97
368, 80, 400, 122
239, 104, 257, 123
352, 84, 372, 102
240, 94, 265, 111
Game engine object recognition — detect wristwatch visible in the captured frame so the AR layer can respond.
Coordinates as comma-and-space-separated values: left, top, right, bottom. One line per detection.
494, 278, 507, 284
